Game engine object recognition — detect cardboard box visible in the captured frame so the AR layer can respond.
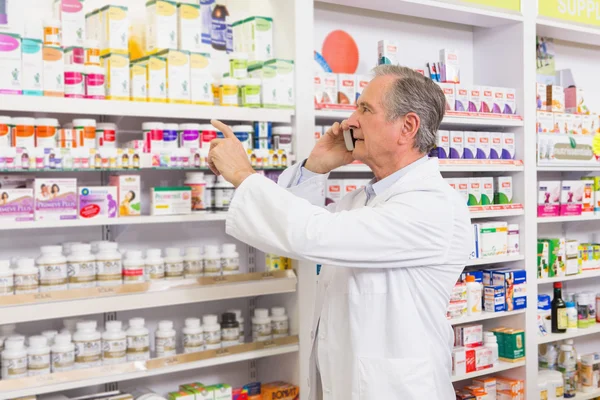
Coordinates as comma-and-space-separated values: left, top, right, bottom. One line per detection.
22, 38, 43, 96
109, 175, 141, 217
449, 130, 463, 159
147, 54, 167, 102
0, 188, 34, 221
582, 179, 595, 214
540, 238, 566, 277
566, 239, 580, 275
320, 73, 337, 105
463, 131, 477, 159
467, 178, 481, 206
337, 73, 355, 105
475, 347, 493, 371
581, 114, 595, 135
190, 52, 213, 105
502, 132, 515, 160
438, 83, 455, 111
455, 86, 469, 112
355, 75, 370, 103
560, 180, 583, 216
456, 178, 469, 204
98, 5, 129, 55
495, 176, 513, 204
551, 85, 565, 112
34, 178, 77, 221
327, 180, 342, 203
156, 49, 190, 104
565, 86, 589, 114
177, 2, 203, 53
476, 132, 490, 159
454, 324, 483, 348
500, 329, 525, 361
479, 222, 508, 258
536, 111, 554, 133
101, 52, 129, 101
481, 87, 494, 113
378, 40, 398, 65
78, 186, 118, 219
480, 177, 494, 206
436, 130, 450, 159
492, 269, 527, 310
504, 88, 516, 114
538, 181, 561, 217
490, 132, 502, 160
484, 285, 505, 312
130, 60, 147, 102
583, 176, 600, 214
43, 46, 64, 97
553, 113, 568, 134
536, 83, 547, 110
440, 48, 459, 83
261, 382, 299, 400
468, 86, 482, 112
537, 240, 550, 279
452, 347, 466, 376
492, 87, 504, 114
146, 0, 178, 53
54, 0, 86, 48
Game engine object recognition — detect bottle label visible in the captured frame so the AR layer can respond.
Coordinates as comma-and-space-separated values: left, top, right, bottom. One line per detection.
165, 261, 184, 279
74, 339, 101, 365
221, 257, 239, 273
156, 336, 176, 357
252, 322, 272, 342
204, 259, 221, 275
272, 320, 289, 336
204, 330, 221, 346
52, 350, 75, 371
28, 353, 50, 375
96, 259, 122, 283
38, 262, 68, 288
147, 262, 165, 280
68, 261, 96, 285
103, 338, 127, 361
183, 333, 204, 353
15, 273, 39, 293
221, 327, 239, 342
2, 356, 27, 378
0, 276, 14, 295
184, 260, 203, 277
123, 267, 145, 282
126, 334, 150, 360
558, 308, 568, 330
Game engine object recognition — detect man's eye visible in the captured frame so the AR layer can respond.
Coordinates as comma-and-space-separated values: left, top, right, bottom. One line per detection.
361, 106, 369, 112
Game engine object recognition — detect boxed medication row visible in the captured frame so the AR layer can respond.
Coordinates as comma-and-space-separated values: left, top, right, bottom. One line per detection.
326, 179, 372, 204
314, 73, 371, 106
538, 178, 600, 217
537, 238, 600, 278
431, 130, 515, 160
470, 221, 521, 260
537, 83, 591, 114
436, 84, 517, 115
456, 377, 524, 399
446, 176, 513, 206
536, 110, 597, 135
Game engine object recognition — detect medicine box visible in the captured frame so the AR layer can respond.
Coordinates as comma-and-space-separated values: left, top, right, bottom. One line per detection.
492, 87, 504, 114
481, 87, 494, 113
504, 88, 516, 114
313, 74, 323, 105
499, 329, 525, 361
151, 187, 192, 216
327, 179, 343, 203
560, 180, 583, 216
168, 391, 195, 400
467, 178, 481, 206
452, 347, 466, 376
476, 132, 490, 159
0, 188, 34, 221
468, 86, 482, 113
540, 238, 566, 278
470, 224, 479, 259
98, 5, 129, 55
130, 60, 147, 102
450, 282, 467, 303
550, 85, 565, 112
502, 132, 515, 160
0, 33, 21, 94
456, 178, 469, 204
321, 73, 337, 104
54, 0, 86, 48
207, 384, 233, 400
233, 17, 274, 63
102, 52, 130, 101
78, 186, 118, 219
156, 49, 190, 104
475, 347, 493, 371
582, 180, 594, 214
484, 285, 505, 313
43, 46, 64, 97
147, 54, 167, 103
553, 113, 567, 134
146, 0, 178, 54
490, 132, 502, 159
190, 52, 213, 106
479, 222, 508, 258
565, 113, 578, 135
177, 2, 202, 53
439, 48, 460, 83
264, 59, 295, 109
436, 130, 450, 159
537, 83, 547, 110
582, 176, 600, 213
337, 74, 356, 105
355, 74, 370, 103
33, 178, 77, 221
480, 177, 494, 206
538, 181, 560, 217
462, 270, 483, 283
437, 83, 455, 111
22, 38, 43, 96
538, 241, 550, 279
449, 130, 463, 159
495, 176, 513, 205
378, 40, 398, 65
566, 239, 580, 275
463, 131, 477, 159
565, 86, 588, 114
109, 175, 141, 217
492, 269, 527, 310
455, 86, 469, 112
454, 324, 483, 348
473, 378, 497, 400
261, 382, 299, 400
536, 111, 554, 133
447, 299, 467, 320
581, 114, 595, 135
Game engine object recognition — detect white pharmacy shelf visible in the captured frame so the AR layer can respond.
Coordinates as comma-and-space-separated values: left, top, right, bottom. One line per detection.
573, 389, 600, 400
537, 215, 600, 224
0, 95, 295, 123
537, 323, 600, 344
333, 162, 524, 173
451, 360, 526, 383
469, 208, 524, 219
537, 18, 600, 47
0, 213, 228, 231
466, 254, 525, 267
538, 269, 600, 285
450, 309, 526, 326
0, 337, 299, 398
0, 270, 297, 324
537, 165, 600, 172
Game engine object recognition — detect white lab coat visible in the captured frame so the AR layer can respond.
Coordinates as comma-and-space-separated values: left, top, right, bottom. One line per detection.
226, 158, 472, 400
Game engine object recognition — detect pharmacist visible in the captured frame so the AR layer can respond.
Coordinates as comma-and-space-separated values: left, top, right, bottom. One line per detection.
208, 65, 472, 400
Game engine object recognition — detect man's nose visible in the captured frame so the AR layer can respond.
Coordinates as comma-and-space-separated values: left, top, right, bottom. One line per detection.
347, 111, 360, 129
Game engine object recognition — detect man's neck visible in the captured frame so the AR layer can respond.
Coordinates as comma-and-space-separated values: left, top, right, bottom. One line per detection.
369, 152, 426, 181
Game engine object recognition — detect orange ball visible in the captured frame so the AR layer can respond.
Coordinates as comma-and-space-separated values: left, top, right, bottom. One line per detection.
322, 30, 359, 74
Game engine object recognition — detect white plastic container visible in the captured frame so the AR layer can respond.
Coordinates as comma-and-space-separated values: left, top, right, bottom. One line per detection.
252, 308, 272, 342
73, 320, 102, 368
14, 258, 39, 294
145, 248, 165, 281
164, 248, 184, 280
142, 122, 164, 153
64, 64, 85, 98
126, 318, 150, 361
179, 123, 201, 148
96, 242, 122, 287
51, 332, 75, 372
184, 172, 208, 212
231, 125, 253, 150
202, 314, 221, 350
227, 309, 244, 343
73, 119, 97, 149
123, 250, 145, 284
41, 330, 58, 347
182, 317, 204, 353
1, 339, 27, 379
183, 247, 203, 278
0, 260, 14, 296
37, 245, 68, 292
102, 321, 127, 365
221, 244, 239, 275
465, 275, 482, 316
34, 118, 59, 149
96, 123, 117, 148
67, 244, 96, 288
214, 175, 235, 211
27, 335, 50, 376
507, 224, 520, 255
483, 333, 498, 366
163, 123, 179, 149
203, 245, 221, 277
273, 126, 293, 153
155, 320, 176, 358
271, 307, 289, 339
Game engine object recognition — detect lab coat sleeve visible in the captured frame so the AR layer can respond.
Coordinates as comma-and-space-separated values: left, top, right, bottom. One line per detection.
276, 160, 331, 208
226, 174, 452, 269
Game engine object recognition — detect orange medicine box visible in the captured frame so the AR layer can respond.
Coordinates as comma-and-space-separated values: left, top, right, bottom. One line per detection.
261, 382, 299, 400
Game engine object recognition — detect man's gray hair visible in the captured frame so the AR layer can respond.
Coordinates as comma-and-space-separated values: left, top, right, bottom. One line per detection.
372, 65, 446, 153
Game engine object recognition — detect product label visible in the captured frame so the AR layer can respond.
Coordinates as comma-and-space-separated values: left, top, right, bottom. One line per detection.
68, 261, 96, 287
204, 330, 220, 346
126, 334, 150, 360
272, 320, 289, 337
558, 308, 568, 330
146, 262, 165, 280
221, 327, 239, 347
85, 73, 105, 98
38, 263, 68, 290
15, 273, 39, 293
252, 322, 272, 342
52, 349, 75, 371
28, 353, 50, 375
184, 259, 203, 277
123, 267, 145, 282
204, 259, 221, 276
156, 336, 176, 357
215, 188, 234, 209
96, 259, 122, 284
220, 84, 237, 106
0, 276, 14, 295
221, 257, 239, 274
183, 333, 204, 353
2, 356, 27, 378
103, 338, 127, 362
165, 261, 184, 279
74, 339, 101, 366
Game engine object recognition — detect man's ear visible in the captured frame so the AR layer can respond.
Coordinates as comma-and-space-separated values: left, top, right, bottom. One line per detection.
398, 112, 420, 145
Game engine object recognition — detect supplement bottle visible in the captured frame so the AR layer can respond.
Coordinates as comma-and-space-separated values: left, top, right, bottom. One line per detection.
252, 308, 272, 342
27, 335, 50, 376
62, 318, 80, 335
51, 332, 75, 372
227, 309, 244, 343
90, 240, 111, 254
1, 339, 27, 379
0, 259, 14, 296
552, 282, 567, 333
182, 318, 204, 354
183, 247, 203, 278
203, 245, 222, 277
221, 244, 239, 275
163, 123, 179, 149
558, 344, 577, 398
231, 125, 253, 149
221, 312, 240, 348
164, 248, 184, 280
123, 250, 145, 284
214, 176, 235, 211
483, 333, 498, 367
202, 315, 221, 350
271, 307, 289, 339
155, 320, 177, 358
37, 245, 68, 292
35, 118, 59, 149
96, 242, 123, 286
73, 320, 102, 368
465, 275, 482, 316
14, 258, 39, 294
179, 123, 201, 148
566, 300, 578, 333
62, 242, 82, 257
576, 293, 590, 329
126, 318, 150, 361
67, 244, 96, 288
145, 249, 165, 281
41, 330, 58, 346
272, 126, 293, 153
184, 172, 208, 212
43, 19, 61, 46
73, 119, 96, 149
102, 321, 127, 365
96, 123, 117, 148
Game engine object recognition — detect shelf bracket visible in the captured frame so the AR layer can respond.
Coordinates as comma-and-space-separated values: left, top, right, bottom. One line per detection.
104, 312, 117, 324
105, 382, 119, 392
249, 359, 258, 382
247, 245, 256, 273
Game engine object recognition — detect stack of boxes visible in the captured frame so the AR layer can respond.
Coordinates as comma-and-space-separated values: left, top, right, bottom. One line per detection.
456, 376, 524, 399
538, 178, 600, 217
431, 130, 515, 161
537, 237, 600, 279
469, 220, 520, 261
446, 176, 513, 207
314, 73, 371, 107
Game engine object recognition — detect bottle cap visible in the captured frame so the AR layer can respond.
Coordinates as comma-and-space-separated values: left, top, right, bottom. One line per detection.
97, 242, 118, 252
221, 312, 236, 324
554, 282, 562, 288
40, 245, 63, 254
105, 321, 122, 332
185, 247, 202, 256
126, 250, 143, 259
165, 248, 181, 257
129, 318, 145, 328
465, 275, 475, 282
0, 260, 11, 272
227, 309, 242, 320
185, 318, 201, 328
566, 301, 575, 308
29, 335, 48, 348
202, 315, 218, 326
254, 308, 269, 319
146, 249, 162, 258
5, 339, 23, 349
158, 320, 174, 331
17, 258, 35, 269
77, 321, 97, 332
204, 245, 219, 256
221, 244, 237, 255
271, 307, 286, 317
71, 244, 92, 254
54, 333, 72, 346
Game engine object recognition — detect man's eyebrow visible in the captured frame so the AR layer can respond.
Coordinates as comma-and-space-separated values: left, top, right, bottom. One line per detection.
357, 100, 373, 109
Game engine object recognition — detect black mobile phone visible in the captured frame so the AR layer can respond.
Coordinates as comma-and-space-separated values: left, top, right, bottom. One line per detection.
343, 129, 356, 151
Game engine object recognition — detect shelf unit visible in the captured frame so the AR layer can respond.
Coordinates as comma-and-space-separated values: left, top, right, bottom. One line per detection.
451, 360, 527, 383
538, 270, 600, 285
537, 324, 600, 344
466, 254, 525, 267
573, 389, 600, 400
537, 215, 600, 224
333, 161, 525, 173
449, 309, 526, 326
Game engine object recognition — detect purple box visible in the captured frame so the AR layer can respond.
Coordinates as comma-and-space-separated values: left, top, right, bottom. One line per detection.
34, 178, 77, 221
0, 189, 34, 221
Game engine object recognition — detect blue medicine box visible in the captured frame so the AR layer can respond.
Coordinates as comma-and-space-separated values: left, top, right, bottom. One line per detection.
484, 285, 505, 312
461, 270, 483, 283
492, 269, 527, 311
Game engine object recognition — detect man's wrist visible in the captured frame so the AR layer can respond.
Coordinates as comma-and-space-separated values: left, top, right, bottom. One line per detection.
304, 157, 330, 175
232, 169, 257, 188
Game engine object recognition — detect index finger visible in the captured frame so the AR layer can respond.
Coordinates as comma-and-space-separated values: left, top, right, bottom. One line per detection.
211, 119, 236, 140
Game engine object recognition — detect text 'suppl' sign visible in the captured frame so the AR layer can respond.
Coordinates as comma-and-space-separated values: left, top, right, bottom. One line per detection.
462, 0, 520, 12
539, 0, 600, 27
